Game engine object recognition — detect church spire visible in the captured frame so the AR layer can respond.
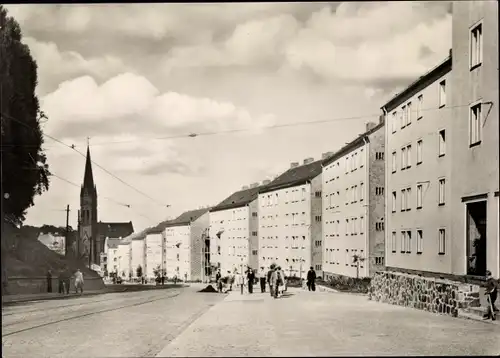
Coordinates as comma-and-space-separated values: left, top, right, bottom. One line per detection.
82, 144, 95, 194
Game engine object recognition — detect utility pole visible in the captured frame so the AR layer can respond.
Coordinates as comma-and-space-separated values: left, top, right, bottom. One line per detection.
65, 205, 70, 257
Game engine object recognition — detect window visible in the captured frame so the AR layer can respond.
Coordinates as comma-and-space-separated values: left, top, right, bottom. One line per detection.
345, 188, 349, 205
470, 23, 483, 69
376, 187, 384, 196
375, 257, 385, 265
252, 212, 258, 217
392, 151, 397, 173
417, 140, 423, 164
400, 231, 406, 253
470, 103, 482, 146
401, 147, 406, 169
439, 80, 446, 107
438, 179, 445, 205
392, 192, 397, 213
406, 145, 412, 168
376, 152, 384, 160
416, 184, 423, 209
401, 105, 407, 128
275, 193, 279, 205
376, 222, 384, 231
301, 188, 306, 201
346, 219, 350, 235
439, 130, 446, 156
360, 216, 365, 234
406, 230, 412, 253
315, 215, 322, 222
345, 157, 349, 173
252, 249, 258, 255
438, 229, 446, 254
391, 232, 397, 253
360, 148, 365, 167
315, 191, 322, 198
252, 231, 257, 236
401, 189, 406, 211
360, 182, 364, 201
392, 111, 397, 133
417, 95, 423, 119
405, 187, 411, 211
407, 102, 412, 125
417, 230, 423, 254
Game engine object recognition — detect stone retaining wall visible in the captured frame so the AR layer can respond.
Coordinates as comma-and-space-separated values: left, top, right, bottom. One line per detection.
4, 276, 105, 295
369, 271, 481, 317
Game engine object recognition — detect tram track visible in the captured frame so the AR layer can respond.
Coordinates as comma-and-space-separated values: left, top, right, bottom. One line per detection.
2, 291, 181, 337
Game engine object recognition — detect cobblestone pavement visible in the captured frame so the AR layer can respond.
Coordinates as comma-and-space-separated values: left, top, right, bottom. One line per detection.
156, 288, 500, 357
2, 286, 226, 358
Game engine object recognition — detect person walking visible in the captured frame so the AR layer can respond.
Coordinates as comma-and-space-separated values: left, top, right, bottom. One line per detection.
307, 266, 317, 292
483, 270, 499, 320
46, 270, 52, 293
247, 268, 255, 294
58, 270, 65, 294
74, 268, 84, 294
267, 265, 275, 297
259, 267, 266, 293
236, 271, 246, 295
270, 267, 281, 299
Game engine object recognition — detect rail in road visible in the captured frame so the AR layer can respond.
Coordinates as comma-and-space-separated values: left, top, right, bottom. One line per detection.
2, 289, 181, 337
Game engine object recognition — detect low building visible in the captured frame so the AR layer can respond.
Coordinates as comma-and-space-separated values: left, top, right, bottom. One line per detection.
209, 184, 265, 275
381, 56, 453, 275
163, 208, 210, 281
322, 121, 385, 280
258, 158, 323, 278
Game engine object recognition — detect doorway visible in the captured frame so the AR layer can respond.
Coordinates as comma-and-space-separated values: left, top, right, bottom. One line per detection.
466, 201, 487, 276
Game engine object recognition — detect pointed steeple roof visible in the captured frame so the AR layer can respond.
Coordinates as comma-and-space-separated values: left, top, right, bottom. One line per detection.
81, 145, 95, 194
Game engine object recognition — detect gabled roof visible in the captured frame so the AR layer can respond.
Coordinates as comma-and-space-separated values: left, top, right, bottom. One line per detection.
259, 160, 322, 194
322, 122, 385, 167
163, 208, 210, 227
106, 238, 122, 249
210, 185, 265, 212
98, 221, 134, 239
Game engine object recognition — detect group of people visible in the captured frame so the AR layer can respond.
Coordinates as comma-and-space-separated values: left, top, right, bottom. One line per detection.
46, 268, 85, 295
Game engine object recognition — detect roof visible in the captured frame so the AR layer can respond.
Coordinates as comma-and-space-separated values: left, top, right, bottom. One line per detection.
210, 186, 265, 212
106, 238, 122, 249
97, 221, 134, 239
259, 160, 322, 194
381, 55, 452, 112
163, 208, 210, 228
322, 122, 385, 167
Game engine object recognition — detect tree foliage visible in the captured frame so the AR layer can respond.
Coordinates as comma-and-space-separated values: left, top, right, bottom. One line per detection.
1, 6, 51, 226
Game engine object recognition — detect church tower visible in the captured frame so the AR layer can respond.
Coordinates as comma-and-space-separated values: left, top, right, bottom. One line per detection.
77, 145, 98, 267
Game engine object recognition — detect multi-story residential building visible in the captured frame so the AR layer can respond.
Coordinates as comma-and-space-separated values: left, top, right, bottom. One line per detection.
258, 158, 323, 278
381, 55, 453, 274
209, 184, 267, 275
450, 1, 499, 279
322, 122, 386, 280
116, 240, 131, 279
102, 238, 121, 276
163, 208, 210, 281
144, 230, 164, 280
130, 235, 146, 279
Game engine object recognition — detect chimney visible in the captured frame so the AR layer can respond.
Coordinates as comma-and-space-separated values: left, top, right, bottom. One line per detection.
322, 152, 334, 160
303, 157, 314, 165
250, 182, 259, 188
242, 185, 249, 190
365, 122, 377, 132
290, 162, 299, 169
379, 114, 385, 124
262, 179, 271, 185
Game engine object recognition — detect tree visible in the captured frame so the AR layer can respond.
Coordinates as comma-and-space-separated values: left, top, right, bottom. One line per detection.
136, 265, 143, 278
1, 6, 51, 227
352, 254, 366, 279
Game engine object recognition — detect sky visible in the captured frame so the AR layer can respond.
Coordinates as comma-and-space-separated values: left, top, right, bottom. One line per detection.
5, 2, 452, 233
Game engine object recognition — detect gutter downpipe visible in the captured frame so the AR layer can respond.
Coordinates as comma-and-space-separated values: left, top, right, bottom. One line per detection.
381, 106, 388, 276
362, 134, 369, 278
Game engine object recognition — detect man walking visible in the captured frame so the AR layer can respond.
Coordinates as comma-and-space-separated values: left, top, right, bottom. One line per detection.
46, 270, 52, 293
259, 267, 266, 293
307, 266, 316, 292
236, 271, 245, 295
74, 268, 84, 294
267, 265, 275, 297
247, 268, 255, 294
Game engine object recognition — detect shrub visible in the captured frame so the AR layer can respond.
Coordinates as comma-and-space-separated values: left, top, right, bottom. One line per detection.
323, 275, 371, 294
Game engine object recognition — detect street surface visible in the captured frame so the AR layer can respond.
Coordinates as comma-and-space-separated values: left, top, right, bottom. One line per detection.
2, 286, 500, 357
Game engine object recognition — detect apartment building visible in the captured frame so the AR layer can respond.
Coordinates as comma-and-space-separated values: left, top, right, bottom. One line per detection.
102, 237, 121, 276
322, 122, 386, 280
116, 240, 131, 279
209, 183, 266, 275
130, 235, 146, 278
258, 158, 323, 278
381, 56, 453, 274
450, 1, 499, 278
163, 208, 210, 281
144, 230, 164, 280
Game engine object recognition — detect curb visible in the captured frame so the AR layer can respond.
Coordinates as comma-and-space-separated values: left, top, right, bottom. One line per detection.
1, 290, 113, 305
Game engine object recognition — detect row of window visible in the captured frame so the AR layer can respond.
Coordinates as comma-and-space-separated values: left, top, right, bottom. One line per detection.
324, 248, 365, 268
260, 188, 308, 207
324, 216, 366, 236
391, 178, 446, 212
390, 228, 446, 255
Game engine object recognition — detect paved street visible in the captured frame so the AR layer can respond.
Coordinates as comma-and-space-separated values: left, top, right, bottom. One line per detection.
2, 286, 225, 358
3, 286, 500, 357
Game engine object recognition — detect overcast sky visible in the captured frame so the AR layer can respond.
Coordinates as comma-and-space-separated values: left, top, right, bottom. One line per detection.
6, 2, 452, 232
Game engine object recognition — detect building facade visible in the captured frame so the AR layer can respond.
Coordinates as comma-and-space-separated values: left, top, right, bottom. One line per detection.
144, 232, 163, 280
322, 122, 385, 280
258, 158, 323, 278
209, 184, 264, 275
130, 236, 146, 279
101, 238, 121, 276
450, 1, 499, 278
116, 241, 131, 279
382, 57, 453, 274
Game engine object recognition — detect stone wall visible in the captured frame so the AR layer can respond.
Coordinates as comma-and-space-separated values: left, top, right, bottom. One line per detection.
369, 271, 481, 317
4, 276, 105, 295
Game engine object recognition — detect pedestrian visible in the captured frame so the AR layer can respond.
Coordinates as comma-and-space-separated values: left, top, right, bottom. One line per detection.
276, 266, 285, 297
161, 273, 165, 285
247, 268, 255, 294
483, 270, 499, 320
46, 270, 52, 293
236, 271, 246, 295
259, 267, 266, 293
267, 264, 275, 297
230, 270, 236, 291
270, 267, 280, 299
173, 275, 177, 285
74, 268, 84, 294
307, 266, 317, 292
58, 271, 65, 294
